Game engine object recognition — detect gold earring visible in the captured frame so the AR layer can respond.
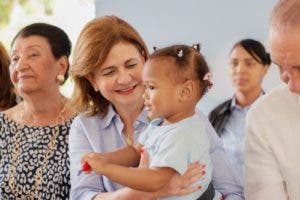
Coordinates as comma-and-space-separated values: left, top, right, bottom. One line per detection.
57, 74, 65, 84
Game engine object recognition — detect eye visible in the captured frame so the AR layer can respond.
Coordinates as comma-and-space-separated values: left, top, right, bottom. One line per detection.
149, 85, 155, 90
29, 53, 38, 58
11, 55, 19, 63
245, 60, 255, 67
144, 84, 155, 90
230, 60, 238, 68
127, 63, 137, 68
102, 68, 115, 76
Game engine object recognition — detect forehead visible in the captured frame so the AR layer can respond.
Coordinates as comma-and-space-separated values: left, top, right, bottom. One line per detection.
144, 57, 175, 74
269, 28, 300, 66
100, 41, 141, 66
230, 45, 253, 59
12, 35, 50, 52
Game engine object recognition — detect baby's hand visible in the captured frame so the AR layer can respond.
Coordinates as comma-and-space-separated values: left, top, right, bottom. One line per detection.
80, 152, 110, 174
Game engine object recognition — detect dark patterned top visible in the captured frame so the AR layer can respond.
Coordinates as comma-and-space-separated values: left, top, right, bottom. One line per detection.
0, 112, 74, 200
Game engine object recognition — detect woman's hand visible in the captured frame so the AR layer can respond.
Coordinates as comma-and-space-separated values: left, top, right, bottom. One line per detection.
158, 162, 206, 197
139, 149, 206, 198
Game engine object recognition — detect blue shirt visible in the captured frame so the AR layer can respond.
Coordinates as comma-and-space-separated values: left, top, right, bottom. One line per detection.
220, 97, 251, 186
69, 105, 244, 200
139, 115, 212, 200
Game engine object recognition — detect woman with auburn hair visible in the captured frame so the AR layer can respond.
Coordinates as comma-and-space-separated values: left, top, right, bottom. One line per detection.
0, 41, 17, 111
70, 15, 243, 200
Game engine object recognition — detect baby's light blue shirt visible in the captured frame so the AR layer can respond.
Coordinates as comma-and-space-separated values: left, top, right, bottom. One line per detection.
139, 114, 212, 200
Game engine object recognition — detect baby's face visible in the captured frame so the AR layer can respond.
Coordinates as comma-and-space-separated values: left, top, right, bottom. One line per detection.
142, 58, 182, 120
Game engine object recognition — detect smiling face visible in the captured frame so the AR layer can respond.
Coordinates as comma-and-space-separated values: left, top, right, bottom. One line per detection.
88, 41, 145, 110
229, 45, 269, 95
142, 58, 182, 120
10, 35, 63, 95
270, 28, 300, 94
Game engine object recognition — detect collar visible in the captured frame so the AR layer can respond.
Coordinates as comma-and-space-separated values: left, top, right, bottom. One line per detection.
230, 91, 264, 111
101, 104, 149, 129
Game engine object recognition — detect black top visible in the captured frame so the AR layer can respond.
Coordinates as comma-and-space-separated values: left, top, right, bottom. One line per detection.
0, 112, 74, 199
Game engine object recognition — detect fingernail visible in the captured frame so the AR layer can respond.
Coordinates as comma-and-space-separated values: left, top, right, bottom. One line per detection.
140, 148, 144, 154
195, 161, 199, 165
201, 164, 206, 168
198, 185, 202, 189
201, 171, 206, 175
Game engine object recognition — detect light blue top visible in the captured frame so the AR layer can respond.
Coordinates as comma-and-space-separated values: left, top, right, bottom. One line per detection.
138, 114, 212, 200
70, 105, 244, 200
220, 97, 250, 187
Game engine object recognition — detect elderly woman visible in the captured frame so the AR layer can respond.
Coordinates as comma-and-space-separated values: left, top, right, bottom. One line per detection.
0, 23, 76, 199
0, 41, 17, 111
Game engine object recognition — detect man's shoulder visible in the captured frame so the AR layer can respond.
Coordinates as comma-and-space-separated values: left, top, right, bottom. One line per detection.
248, 84, 287, 117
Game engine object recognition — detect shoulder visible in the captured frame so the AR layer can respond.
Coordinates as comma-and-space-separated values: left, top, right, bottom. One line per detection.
248, 84, 292, 118
72, 112, 102, 127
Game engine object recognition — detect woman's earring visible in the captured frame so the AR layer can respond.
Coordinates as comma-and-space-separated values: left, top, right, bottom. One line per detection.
57, 74, 65, 84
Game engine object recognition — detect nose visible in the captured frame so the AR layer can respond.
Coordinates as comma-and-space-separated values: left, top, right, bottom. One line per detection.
14, 56, 29, 72
117, 70, 132, 84
236, 63, 246, 74
142, 90, 149, 100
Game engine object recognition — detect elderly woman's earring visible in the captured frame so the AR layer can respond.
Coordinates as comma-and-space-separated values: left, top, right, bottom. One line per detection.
57, 74, 65, 84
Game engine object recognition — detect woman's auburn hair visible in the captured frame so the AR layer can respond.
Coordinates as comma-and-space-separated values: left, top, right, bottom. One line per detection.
70, 15, 149, 117
0, 42, 17, 110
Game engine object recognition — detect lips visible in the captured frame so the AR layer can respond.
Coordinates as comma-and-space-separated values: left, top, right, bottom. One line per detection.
18, 75, 34, 81
115, 84, 137, 95
235, 78, 248, 85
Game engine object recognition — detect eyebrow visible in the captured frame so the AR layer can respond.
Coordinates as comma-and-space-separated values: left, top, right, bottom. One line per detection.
103, 58, 139, 69
11, 44, 42, 55
125, 58, 138, 64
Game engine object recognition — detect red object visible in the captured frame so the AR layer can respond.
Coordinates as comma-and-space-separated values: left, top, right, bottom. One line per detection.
82, 161, 91, 172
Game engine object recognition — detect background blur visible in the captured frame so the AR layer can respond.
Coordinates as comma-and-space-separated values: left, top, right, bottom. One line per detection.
95, 0, 280, 114
1, 0, 280, 115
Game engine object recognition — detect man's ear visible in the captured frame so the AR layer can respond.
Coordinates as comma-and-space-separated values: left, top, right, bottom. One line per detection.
179, 80, 194, 102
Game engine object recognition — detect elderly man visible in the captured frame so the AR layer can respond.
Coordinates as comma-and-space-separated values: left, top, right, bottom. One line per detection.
245, 0, 300, 199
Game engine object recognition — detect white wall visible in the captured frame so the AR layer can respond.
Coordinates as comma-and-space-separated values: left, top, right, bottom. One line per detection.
95, 0, 280, 114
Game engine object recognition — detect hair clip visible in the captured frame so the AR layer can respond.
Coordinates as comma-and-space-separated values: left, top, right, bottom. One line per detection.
203, 72, 213, 89
192, 43, 201, 52
177, 49, 183, 57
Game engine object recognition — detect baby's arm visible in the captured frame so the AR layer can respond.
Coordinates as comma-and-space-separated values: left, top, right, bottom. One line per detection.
81, 152, 176, 192
82, 145, 141, 168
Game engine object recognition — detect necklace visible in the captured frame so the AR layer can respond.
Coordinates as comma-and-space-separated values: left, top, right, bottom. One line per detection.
124, 132, 134, 146
125, 133, 134, 146
6, 100, 67, 199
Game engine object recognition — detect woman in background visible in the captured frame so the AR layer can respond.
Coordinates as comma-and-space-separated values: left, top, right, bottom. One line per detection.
209, 39, 270, 193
